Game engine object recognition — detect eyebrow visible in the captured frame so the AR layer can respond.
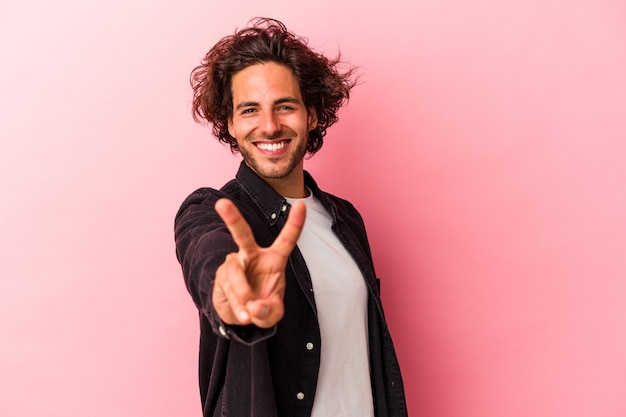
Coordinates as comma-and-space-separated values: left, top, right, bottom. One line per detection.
234, 96, 301, 110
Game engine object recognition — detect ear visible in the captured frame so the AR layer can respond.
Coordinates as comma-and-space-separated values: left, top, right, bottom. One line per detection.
227, 118, 235, 138
307, 108, 318, 131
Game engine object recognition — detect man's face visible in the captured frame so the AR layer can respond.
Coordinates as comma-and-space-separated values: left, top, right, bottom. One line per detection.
228, 62, 317, 185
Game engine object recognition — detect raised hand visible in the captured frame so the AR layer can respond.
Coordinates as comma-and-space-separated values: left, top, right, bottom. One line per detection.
212, 198, 306, 328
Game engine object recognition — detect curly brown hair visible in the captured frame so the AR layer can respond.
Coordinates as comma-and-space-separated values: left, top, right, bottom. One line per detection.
190, 18, 358, 155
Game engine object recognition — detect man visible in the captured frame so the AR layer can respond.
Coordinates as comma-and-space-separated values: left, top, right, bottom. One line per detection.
175, 18, 408, 417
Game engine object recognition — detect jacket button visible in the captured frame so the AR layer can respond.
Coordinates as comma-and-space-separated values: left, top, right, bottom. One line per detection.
296, 392, 305, 400
281, 205, 287, 212
306, 342, 314, 350
218, 325, 226, 336
271, 213, 277, 219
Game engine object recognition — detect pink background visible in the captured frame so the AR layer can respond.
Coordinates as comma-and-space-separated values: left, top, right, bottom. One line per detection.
1, 1, 625, 416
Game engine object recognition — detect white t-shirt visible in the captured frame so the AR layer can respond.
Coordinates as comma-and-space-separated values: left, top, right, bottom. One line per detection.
286, 192, 374, 417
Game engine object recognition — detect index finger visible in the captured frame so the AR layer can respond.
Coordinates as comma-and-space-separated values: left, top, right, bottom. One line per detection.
270, 201, 307, 257
215, 198, 258, 253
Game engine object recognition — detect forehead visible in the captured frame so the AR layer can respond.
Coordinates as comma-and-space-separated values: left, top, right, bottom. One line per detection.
230, 62, 303, 103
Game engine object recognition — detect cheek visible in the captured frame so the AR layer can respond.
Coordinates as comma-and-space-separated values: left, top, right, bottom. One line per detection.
229, 119, 250, 138
289, 115, 312, 133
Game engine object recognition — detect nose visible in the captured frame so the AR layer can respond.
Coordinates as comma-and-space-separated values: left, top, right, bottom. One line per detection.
260, 111, 281, 138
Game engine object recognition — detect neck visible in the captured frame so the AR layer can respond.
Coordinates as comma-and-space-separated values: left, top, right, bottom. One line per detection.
265, 171, 307, 198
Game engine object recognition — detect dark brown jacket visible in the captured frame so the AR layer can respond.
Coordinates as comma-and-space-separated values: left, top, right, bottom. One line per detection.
175, 162, 408, 417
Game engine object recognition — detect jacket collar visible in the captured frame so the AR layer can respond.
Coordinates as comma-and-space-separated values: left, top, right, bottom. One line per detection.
234, 161, 333, 226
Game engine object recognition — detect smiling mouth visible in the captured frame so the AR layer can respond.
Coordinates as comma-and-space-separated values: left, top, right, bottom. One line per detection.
255, 140, 289, 152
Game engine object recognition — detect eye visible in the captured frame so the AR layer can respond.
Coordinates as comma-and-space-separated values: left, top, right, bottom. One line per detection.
278, 105, 294, 111
240, 108, 256, 115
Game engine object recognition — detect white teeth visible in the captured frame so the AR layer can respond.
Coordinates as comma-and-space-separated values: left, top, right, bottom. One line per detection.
256, 141, 287, 151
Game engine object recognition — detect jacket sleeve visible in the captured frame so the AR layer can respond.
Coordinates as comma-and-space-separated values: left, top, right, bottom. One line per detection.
174, 188, 276, 345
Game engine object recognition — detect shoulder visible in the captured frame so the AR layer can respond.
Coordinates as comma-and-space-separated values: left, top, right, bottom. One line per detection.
304, 171, 362, 219
319, 190, 365, 224
321, 191, 358, 211
175, 180, 244, 219
175, 187, 223, 220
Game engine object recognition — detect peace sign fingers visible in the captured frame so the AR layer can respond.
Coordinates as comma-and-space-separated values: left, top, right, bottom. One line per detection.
212, 198, 307, 328
215, 198, 306, 257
